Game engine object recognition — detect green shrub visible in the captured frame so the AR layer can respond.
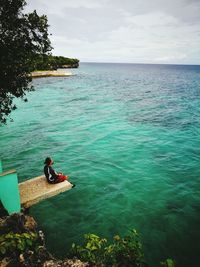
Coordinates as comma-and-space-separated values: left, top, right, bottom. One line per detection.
70, 229, 146, 267
104, 230, 145, 267
0, 231, 39, 258
71, 233, 107, 266
33, 55, 79, 70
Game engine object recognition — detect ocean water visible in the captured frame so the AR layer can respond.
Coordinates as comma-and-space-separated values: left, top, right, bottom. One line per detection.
1, 63, 200, 267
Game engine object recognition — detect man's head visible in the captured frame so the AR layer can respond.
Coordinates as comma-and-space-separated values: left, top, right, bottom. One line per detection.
44, 157, 54, 166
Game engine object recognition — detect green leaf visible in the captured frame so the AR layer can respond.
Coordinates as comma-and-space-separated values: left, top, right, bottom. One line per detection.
17, 243, 25, 251
23, 233, 30, 239
26, 239, 33, 246
0, 246, 6, 255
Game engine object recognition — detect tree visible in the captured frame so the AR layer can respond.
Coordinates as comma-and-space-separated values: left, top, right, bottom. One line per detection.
0, 0, 52, 124
33, 54, 79, 70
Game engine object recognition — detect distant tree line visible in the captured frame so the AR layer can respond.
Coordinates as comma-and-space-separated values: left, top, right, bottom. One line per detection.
33, 55, 79, 70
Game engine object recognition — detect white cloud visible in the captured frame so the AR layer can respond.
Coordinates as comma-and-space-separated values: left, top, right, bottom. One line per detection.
155, 54, 187, 62
25, 0, 200, 64
26, 0, 108, 15
124, 11, 179, 27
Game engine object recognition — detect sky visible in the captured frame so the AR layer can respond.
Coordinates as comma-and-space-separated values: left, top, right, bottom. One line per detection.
25, 0, 200, 65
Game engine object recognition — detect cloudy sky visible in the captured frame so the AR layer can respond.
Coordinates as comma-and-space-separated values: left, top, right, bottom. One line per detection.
25, 0, 200, 64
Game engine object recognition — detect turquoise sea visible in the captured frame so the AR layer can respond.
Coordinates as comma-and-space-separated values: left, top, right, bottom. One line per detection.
1, 63, 200, 266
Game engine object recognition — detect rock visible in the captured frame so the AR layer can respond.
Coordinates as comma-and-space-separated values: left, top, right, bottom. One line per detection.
24, 215, 37, 231
43, 259, 88, 267
0, 202, 8, 217
60, 64, 79, 68
0, 213, 37, 234
37, 246, 54, 262
43, 260, 60, 267
0, 258, 11, 267
62, 259, 88, 267
19, 253, 25, 263
0, 213, 87, 267
0, 213, 25, 234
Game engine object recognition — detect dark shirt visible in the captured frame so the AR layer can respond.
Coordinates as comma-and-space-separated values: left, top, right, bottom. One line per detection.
44, 165, 58, 184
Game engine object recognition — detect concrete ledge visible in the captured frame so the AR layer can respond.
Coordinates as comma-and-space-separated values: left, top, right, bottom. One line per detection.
31, 70, 73, 78
19, 175, 73, 208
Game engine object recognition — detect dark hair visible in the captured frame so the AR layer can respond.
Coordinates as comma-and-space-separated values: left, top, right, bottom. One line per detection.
44, 157, 52, 165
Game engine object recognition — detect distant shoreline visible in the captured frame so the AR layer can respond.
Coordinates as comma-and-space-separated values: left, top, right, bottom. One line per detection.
31, 70, 73, 78
80, 61, 200, 66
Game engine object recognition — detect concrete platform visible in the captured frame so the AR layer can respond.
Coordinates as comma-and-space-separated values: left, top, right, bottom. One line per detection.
19, 175, 73, 208
31, 70, 73, 78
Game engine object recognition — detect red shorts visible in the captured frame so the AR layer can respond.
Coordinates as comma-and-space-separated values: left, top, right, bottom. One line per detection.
57, 174, 68, 182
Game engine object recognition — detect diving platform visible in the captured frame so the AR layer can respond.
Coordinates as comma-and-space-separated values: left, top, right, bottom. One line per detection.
0, 160, 73, 214
19, 175, 73, 208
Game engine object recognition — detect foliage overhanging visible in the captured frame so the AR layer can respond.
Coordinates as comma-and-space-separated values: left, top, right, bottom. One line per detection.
0, 0, 52, 123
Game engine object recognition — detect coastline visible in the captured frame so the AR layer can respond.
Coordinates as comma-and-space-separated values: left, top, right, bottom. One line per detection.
31, 70, 73, 78
0, 213, 87, 267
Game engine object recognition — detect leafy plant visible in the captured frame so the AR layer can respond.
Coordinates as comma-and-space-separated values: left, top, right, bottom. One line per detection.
104, 229, 145, 267
160, 258, 175, 267
70, 230, 146, 267
0, 231, 39, 258
71, 233, 107, 266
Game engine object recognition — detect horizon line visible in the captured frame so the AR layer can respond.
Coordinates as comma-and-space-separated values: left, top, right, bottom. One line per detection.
80, 61, 200, 66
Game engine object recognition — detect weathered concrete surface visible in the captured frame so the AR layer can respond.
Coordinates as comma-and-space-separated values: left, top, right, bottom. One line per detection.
19, 175, 73, 208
